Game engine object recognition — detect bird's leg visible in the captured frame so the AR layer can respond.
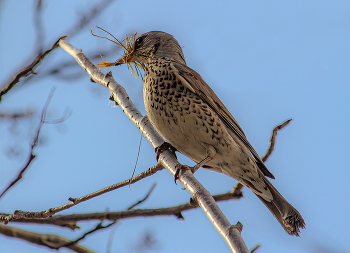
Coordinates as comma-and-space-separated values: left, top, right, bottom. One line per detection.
155, 142, 177, 161
193, 144, 217, 172
192, 155, 214, 172
174, 145, 216, 183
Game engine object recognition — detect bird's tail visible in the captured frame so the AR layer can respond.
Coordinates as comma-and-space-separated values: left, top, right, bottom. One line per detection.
255, 177, 305, 236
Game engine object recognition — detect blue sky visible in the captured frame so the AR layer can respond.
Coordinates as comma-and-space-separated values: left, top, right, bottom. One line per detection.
1, 0, 350, 252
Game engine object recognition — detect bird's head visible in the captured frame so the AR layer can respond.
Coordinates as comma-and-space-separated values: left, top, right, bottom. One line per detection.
98, 31, 186, 74
117, 31, 186, 65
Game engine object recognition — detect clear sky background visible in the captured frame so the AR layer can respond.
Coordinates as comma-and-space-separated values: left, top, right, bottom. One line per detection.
1, 0, 349, 252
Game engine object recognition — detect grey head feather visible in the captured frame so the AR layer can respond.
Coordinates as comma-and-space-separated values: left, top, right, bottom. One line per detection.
128, 31, 186, 65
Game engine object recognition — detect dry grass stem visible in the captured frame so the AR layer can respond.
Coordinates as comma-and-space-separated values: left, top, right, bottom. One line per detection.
91, 27, 145, 78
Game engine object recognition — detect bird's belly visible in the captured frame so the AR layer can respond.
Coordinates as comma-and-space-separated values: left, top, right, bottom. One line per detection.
144, 89, 232, 164
148, 108, 206, 161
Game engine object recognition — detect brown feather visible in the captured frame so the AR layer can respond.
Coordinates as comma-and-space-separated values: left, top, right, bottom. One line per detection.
171, 62, 275, 179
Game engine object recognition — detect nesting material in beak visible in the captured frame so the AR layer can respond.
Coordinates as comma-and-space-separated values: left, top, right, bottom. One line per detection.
115, 54, 131, 66
91, 27, 144, 78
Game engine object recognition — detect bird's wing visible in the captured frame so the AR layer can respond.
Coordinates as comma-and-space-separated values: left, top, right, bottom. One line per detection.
171, 62, 275, 179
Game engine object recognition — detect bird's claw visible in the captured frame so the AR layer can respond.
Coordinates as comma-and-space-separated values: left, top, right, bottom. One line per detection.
155, 142, 177, 161
174, 164, 195, 184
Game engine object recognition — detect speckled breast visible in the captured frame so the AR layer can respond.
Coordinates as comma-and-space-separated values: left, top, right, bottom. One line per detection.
142, 59, 230, 164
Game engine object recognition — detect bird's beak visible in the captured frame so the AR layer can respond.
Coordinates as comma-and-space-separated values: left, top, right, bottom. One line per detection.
96, 32, 138, 69
98, 50, 135, 68
115, 53, 133, 66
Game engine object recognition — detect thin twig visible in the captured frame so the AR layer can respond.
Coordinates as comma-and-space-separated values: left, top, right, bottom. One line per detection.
251, 244, 261, 253
130, 134, 143, 186
20, 48, 118, 85
262, 118, 293, 162
1, 0, 115, 100
59, 222, 115, 249
233, 119, 293, 193
0, 37, 66, 101
0, 109, 34, 119
34, 0, 44, 53
58, 183, 157, 249
0, 0, 113, 91
128, 183, 156, 210
0, 224, 95, 253
44, 107, 72, 124
64, 0, 115, 37
0, 163, 163, 223
0, 87, 56, 199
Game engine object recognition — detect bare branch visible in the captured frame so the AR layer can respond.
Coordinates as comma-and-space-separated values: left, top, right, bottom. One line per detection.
44, 107, 72, 124
3, 187, 242, 226
0, 224, 95, 253
0, 163, 164, 223
262, 118, 293, 162
58, 183, 157, 249
250, 244, 261, 253
64, 0, 115, 37
233, 119, 293, 196
59, 222, 115, 249
0, 36, 66, 101
19, 47, 119, 86
127, 183, 156, 210
0, 109, 34, 119
1, 0, 116, 97
34, 0, 44, 53
0, 87, 56, 199
58, 39, 249, 253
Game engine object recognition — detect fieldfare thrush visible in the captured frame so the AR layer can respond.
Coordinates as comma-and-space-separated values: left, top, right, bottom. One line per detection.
107, 31, 305, 236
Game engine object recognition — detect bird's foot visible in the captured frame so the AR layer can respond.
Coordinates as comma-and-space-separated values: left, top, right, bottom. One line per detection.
174, 164, 195, 184
155, 142, 177, 161
174, 152, 216, 184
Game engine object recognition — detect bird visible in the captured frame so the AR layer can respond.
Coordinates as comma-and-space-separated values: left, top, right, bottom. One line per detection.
109, 31, 305, 236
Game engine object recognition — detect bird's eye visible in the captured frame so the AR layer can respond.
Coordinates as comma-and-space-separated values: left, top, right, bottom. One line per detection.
135, 36, 145, 48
